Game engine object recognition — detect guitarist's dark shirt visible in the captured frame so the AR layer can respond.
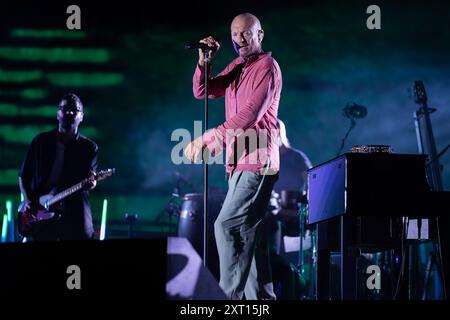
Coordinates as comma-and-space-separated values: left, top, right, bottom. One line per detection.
19, 129, 98, 240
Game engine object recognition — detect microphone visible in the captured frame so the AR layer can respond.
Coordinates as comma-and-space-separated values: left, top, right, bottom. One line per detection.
343, 102, 368, 119
232, 40, 240, 55
184, 40, 221, 50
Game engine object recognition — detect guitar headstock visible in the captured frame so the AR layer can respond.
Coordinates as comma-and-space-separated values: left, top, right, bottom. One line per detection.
413, 80, 428, 105
95, 168, 116, 181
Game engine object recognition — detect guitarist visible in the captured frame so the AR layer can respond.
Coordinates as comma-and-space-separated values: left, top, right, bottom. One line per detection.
18, 93, 98, 241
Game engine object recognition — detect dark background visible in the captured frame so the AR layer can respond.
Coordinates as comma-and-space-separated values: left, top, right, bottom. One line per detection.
1, 0, 449, 236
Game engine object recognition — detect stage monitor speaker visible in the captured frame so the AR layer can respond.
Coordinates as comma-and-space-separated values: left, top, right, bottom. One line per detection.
166, 237, 227, 300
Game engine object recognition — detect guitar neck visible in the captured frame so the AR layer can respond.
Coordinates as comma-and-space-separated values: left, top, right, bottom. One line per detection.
421, 107, 444, 191
414, 81, 444, 191
47, 180, 86, 207
44, 169, 114, 207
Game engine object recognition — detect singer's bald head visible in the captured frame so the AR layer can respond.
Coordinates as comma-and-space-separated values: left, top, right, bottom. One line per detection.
231, 13, 262, 30
230, 13, 264, 58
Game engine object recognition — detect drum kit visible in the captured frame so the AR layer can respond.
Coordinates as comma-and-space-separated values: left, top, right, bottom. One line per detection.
269, 189, 317, 299
168, 184, 316, 295
168, 182, 226, 280
165, 184, 316, 290
164, 171, 318, 297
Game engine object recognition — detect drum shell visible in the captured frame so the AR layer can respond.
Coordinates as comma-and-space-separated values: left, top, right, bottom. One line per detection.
177, 192, 225, 280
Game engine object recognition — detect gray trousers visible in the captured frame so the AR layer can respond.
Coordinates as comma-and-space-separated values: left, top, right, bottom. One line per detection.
214, 170, 278, 300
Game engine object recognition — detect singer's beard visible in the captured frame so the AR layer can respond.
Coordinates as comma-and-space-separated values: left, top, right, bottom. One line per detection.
61, 118, 76, 131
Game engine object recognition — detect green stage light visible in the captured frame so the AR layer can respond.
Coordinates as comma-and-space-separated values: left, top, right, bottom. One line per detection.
6, 201, 12, 223
81, 127, 98, 139
0, 69, 43, 83
0, 169, 22, 186
0, 47, 110, 63
0, 125, 97, 144
0, 125, 54, 144
1, 214, 7, 243
20, 105, 57, 117
6, 200, 14, 242
46, 72, 124, 86
20, 89, 48, 100
0, 103, 16, 116
11, 29, 86, 39
0, 103, 56, 117
100, 199, 108, 240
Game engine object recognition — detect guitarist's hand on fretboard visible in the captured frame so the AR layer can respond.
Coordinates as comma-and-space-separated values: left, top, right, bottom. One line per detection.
18, 199, 32, 214
83, 171, 97, 191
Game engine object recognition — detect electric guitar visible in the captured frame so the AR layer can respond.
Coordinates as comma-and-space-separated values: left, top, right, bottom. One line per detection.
18, 168, 115, 237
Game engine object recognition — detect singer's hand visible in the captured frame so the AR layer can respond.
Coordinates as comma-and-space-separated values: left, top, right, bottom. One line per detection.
185, 136, 208, 163
198, 36, 220, 66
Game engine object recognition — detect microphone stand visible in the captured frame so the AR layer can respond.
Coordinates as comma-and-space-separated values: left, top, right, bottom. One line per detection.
336, 117, 356, 157
203, 49, 211, 268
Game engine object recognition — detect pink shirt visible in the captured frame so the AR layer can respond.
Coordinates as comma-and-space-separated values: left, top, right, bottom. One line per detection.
193, 52, 282, 174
